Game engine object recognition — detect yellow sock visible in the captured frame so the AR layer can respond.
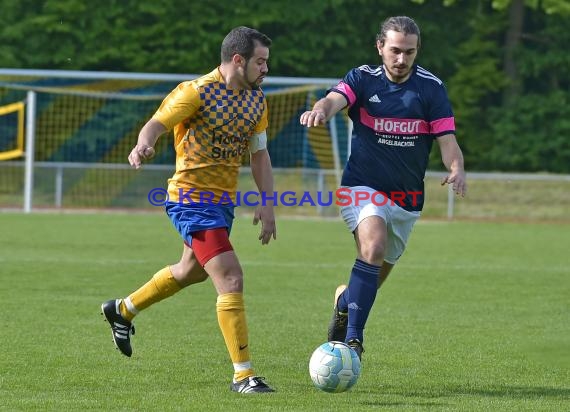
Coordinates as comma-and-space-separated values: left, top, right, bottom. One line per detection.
216, 293, 254, 382
119, 266, 182, 321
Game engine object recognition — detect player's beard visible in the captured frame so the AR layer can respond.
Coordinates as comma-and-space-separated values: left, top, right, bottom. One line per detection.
237, 66, 263, 90
246, 72, 265, 90
385, 64, 412, 83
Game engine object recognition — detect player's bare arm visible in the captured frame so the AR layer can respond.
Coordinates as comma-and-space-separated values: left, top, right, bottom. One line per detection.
437, 134, 467, 197
300, 92, 347, 127
128, 118, 167, 169
250, 148, 277, 244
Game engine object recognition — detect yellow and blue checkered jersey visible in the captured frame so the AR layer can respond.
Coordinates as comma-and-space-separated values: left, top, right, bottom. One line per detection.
152, 68, 268, 204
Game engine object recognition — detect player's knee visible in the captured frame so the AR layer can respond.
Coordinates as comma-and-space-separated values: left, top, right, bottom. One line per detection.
187, 269, 209, 285
223, 273, 243, 292
171, 261, 208, 287
212, 266, 244, 293
359, 243, 385, 266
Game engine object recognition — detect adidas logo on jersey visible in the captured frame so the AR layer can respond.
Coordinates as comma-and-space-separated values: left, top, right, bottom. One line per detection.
368, 94, 381, 103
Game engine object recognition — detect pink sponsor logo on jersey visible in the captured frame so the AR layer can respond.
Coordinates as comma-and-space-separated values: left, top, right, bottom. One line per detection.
360, 109, 430, 135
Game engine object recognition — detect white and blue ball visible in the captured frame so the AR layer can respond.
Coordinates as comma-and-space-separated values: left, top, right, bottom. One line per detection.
309, 341, 361, 393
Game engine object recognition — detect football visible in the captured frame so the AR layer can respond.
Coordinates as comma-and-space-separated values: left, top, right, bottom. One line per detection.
309, 341, 361, 393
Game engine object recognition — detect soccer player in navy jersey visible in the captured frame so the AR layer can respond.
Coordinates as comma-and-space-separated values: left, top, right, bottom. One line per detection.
300, 16, 467, 359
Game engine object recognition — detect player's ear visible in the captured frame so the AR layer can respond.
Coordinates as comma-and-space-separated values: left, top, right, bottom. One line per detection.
232, 54, 245, 66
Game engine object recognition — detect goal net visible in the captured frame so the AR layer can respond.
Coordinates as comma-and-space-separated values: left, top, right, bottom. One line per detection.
0, 73, 347, 216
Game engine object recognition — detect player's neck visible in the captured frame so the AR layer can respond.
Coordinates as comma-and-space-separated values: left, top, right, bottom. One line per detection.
218, 64, 247, 91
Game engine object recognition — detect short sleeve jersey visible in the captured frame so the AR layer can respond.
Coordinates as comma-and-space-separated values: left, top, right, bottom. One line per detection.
153, 68, 268, 204
330, 64, 455, 211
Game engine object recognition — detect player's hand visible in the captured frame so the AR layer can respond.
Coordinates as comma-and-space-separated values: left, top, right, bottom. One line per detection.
300, 109, 327, 128
253, 205, 276, 245
441, 169, 467, 197
128, 144, 155, 169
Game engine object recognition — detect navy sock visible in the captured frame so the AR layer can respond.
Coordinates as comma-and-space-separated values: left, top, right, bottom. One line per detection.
344, 259, 381, 343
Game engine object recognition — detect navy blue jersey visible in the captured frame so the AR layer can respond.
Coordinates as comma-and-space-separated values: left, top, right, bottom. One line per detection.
330, 64, 455, 211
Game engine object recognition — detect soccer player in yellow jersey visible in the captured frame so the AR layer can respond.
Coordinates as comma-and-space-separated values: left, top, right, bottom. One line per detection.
101, 27, 276, 394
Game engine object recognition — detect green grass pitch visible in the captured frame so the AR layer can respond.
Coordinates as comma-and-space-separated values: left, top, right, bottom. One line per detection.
0, 212, 568, 411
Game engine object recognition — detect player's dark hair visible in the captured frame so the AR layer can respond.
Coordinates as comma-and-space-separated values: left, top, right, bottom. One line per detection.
376, 16, 421, 49
221, 26, 272, 63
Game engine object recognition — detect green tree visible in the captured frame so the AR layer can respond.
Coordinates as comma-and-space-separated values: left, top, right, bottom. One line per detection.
422, 0, 569, 172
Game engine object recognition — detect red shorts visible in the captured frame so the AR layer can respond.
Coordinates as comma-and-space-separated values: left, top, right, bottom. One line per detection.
185, 227, 233, 266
